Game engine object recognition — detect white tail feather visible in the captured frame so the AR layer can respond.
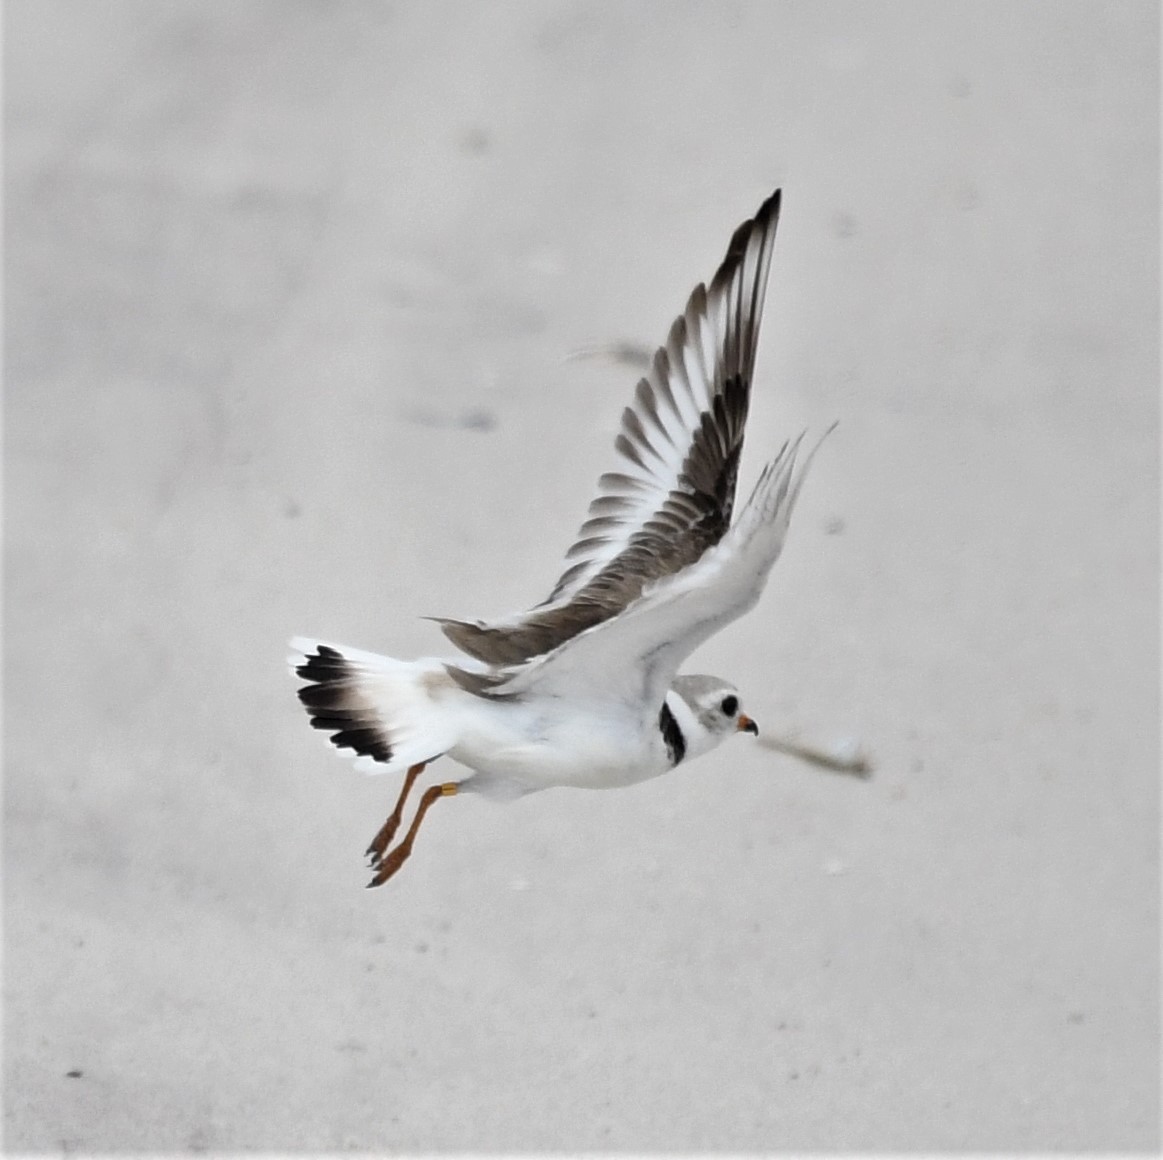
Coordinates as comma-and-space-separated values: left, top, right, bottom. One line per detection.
289, 637, 458, 776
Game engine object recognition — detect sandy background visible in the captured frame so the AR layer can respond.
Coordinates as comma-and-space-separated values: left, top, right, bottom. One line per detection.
5, 0, 1159, 1152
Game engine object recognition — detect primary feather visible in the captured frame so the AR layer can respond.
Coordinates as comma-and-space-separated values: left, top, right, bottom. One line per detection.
435, 188, 783, 670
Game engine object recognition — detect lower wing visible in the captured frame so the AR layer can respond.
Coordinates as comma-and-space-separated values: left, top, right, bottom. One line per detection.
479, 429, 831, 711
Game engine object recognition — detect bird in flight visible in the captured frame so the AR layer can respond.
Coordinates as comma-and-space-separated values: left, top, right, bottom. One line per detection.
290, 189, 833, 886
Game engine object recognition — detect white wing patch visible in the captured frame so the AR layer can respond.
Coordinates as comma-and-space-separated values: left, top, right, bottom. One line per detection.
491, 428, 833, 710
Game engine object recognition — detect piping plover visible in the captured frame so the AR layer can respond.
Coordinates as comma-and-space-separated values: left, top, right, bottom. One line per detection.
290, 189, 833, 885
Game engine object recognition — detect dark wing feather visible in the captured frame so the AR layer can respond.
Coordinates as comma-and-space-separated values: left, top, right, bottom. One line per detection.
438, 189, 781, 669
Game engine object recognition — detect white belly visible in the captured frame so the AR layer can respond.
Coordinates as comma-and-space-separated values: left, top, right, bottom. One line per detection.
446, 693, 667, 792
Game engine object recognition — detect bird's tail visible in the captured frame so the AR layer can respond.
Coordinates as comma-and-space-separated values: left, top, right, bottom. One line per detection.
288, 637, 458, 776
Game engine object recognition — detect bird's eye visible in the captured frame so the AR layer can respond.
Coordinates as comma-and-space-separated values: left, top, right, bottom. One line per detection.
720, 695, 738, 717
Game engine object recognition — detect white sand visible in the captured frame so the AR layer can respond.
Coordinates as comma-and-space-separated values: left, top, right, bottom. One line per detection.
5, 1, 1158, 1151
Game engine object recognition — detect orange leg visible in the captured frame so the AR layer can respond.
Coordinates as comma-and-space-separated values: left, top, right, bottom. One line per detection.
366, 782, 459, 888
365, 763, 426, 867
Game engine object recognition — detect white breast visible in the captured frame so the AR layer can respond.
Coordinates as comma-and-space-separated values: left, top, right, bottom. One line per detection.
446, 690, 670, 793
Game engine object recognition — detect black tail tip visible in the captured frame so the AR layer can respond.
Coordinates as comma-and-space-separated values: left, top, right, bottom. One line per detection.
292, 644, 395, 765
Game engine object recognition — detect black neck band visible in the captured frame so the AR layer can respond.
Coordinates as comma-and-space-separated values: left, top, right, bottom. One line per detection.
659, 701, 686, 766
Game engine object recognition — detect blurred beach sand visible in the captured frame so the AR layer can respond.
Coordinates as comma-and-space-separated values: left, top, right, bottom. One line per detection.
5, 1, 1159, 1150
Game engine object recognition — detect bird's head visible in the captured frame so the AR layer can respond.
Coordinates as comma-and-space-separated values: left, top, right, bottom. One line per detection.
671, 674, 758, 762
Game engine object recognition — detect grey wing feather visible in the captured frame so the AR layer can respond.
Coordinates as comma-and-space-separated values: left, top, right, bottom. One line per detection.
466, 428, 833, 706
437, 189, 782, 669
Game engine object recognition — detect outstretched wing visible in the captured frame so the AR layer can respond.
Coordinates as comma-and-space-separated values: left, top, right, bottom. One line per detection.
436, 189, 782, 669
456, 430, 831, 708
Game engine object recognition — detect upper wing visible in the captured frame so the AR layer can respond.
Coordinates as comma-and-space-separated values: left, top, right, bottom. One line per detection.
452, 431, 830, 709
436, 189, 782, 668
